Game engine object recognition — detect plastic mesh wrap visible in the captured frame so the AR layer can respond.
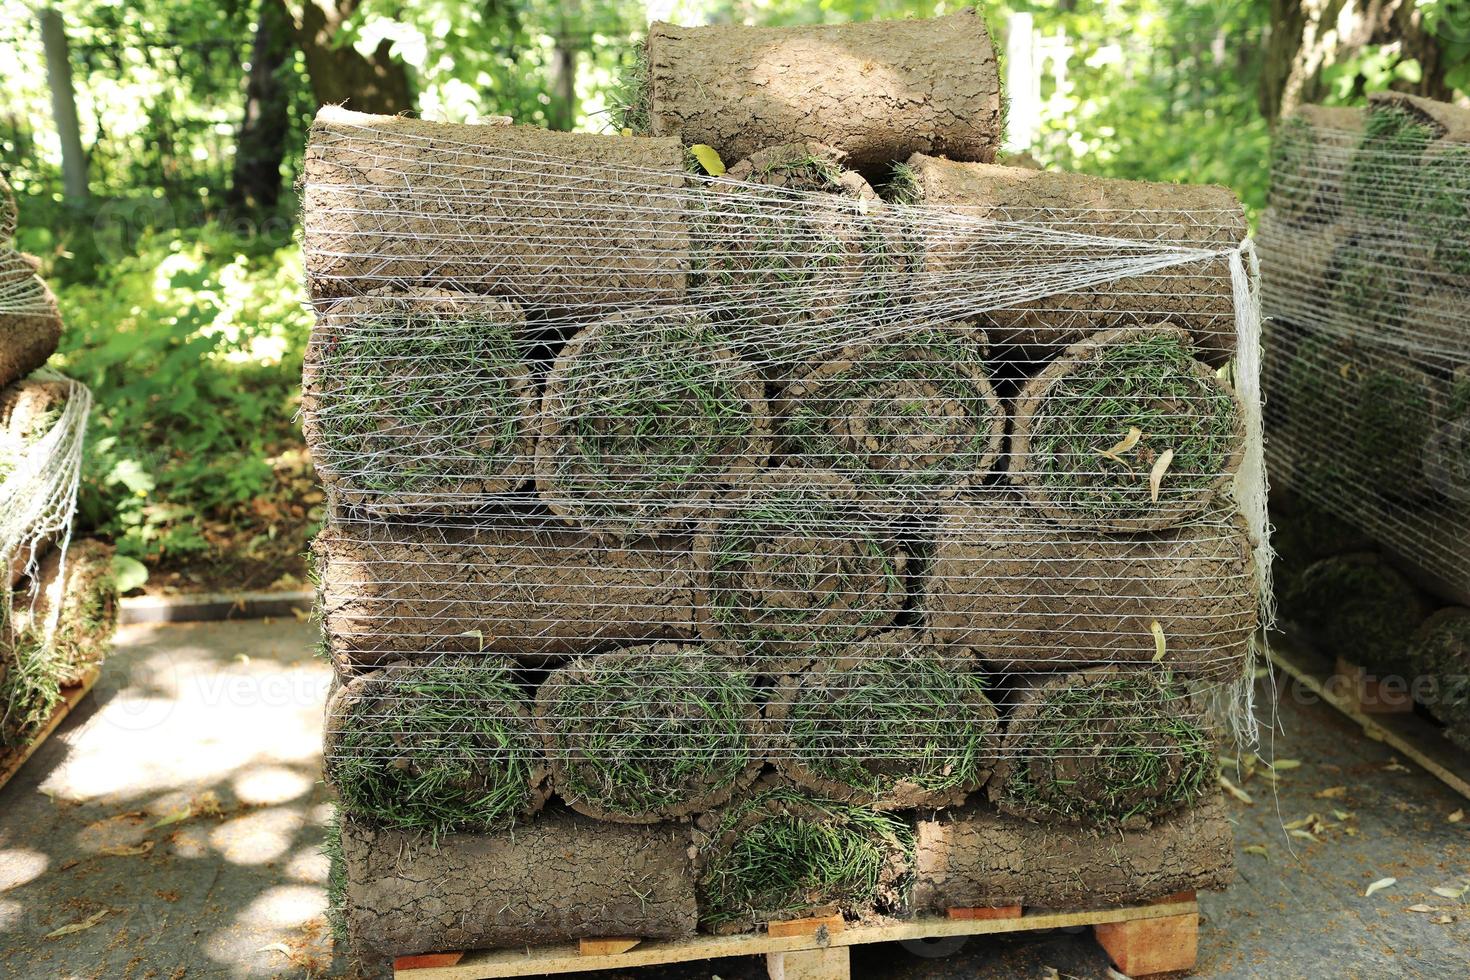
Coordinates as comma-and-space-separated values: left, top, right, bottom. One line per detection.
305, 111, 1268, 848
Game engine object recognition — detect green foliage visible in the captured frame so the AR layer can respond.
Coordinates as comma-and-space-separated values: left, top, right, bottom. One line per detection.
50, 222, 309, 563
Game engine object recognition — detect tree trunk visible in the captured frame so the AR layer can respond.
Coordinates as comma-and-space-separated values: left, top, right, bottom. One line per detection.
288, 0, 412, 114
547, 2, 581, 131
229, 0, 294, 210
38, 7, 88, 200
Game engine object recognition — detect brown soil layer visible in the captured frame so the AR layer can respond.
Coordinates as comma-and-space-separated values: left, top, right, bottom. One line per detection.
314, 518, 697, 672
301, 290, 538, 512
691, 469, 908, 674
903, 154, 1245, 365
645, 11, 1001, 170
0, 251, 62, 389
922, 497, 1257, 679
1008, 324, 1246, 532
910, 790, 1234, 911
303, 107, 689, 308
534, 644, 763, 823
339, 810, 698, 958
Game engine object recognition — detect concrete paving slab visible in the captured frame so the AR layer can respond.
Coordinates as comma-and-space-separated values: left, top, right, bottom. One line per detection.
1, 621, 1468, 978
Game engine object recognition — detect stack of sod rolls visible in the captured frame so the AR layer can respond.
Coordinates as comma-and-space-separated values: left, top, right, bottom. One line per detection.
1260, 95, 1470, 736
303, 10, 1264, 970
0, 175, 116, 761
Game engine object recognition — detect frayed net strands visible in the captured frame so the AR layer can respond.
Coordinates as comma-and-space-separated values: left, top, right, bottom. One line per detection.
303, 106, 1269, 935
1260, 94, 1470, 604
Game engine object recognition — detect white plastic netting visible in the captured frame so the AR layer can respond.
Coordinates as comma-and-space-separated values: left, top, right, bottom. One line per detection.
303, 112, 1270, 831
1260, 95, 1470, 603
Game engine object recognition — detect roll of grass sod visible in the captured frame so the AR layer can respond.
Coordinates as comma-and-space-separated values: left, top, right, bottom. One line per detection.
924, 498, 1257, 680
911, 790, 1234, 911
1348, 355, 1440, 500
1410, 608, 1470, 751
774, 324, 1005, 497
637, 10, 1000, 169
692, 468, 908, 674
695, 781, 914, 933
535, 307, 771, 539
1426, 383, 1469, 503
0, 626, 63, 750
1267, 490, 1375, 598
1269, 106, 1365, 225
338, 809, 698, 959
1414, 146, 1470, 286
689, 142, 891, 364
1010, 324, 1245, 531
1284, 552, 1434, 678
301, 291, 538, 512
767, 632, 999, 810
1343, 101, 1435, 222
323, 657, 548, 836
0, 374, 69, 481
987, 666, 1215, 827
15, 540, 118, 687
535, 645, 762, 823
314, 516, 697, 672
893, 155, 1246, 366
303, 107, 688, 307
0, 251, 63, 389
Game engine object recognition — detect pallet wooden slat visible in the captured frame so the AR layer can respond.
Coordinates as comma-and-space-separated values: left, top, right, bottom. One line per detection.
0, 667, 100, 793
1267, 632, 1470, 801
392, 899, 1199, 979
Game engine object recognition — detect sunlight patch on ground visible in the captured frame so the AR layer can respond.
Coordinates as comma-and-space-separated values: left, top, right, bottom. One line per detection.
209, 806, 306, 866
0, 849, 49, 891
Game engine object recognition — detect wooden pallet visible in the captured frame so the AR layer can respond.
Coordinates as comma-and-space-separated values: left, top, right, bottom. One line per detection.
393, 893, 1200, 980
0, 666, 100, 793
1266, 632, 1470, 800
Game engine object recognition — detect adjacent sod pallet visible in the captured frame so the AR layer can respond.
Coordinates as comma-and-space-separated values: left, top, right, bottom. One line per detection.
0, 665, 100, 792
392, 894, 1201, 980
1267, 631, 1470, 800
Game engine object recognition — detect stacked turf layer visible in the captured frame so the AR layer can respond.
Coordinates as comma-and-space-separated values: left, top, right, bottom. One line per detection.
1261, 95, 1470, 725
307, 11, 1257, 965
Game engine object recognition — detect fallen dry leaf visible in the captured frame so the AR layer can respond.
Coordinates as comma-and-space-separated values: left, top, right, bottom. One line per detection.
1449, 809, 1464, 824
1244, 844, 1269, 858
1272, 758, 1302, 771
1219, 774, 1254, 805
45, 909, 109, 939
1364, 877, 1397, 898
1433, 914, 1456, 924
1150, 620, 1167, 663
1385, 759, 1410, 773
99, 840, 154, 857
1407, 904, 1437, 913
1315, 786, 1348, 799
1149, 447, 1175, 503
1431, 885, 1467, 900
1096, 427, 1143, 464
689, 144, 726, 176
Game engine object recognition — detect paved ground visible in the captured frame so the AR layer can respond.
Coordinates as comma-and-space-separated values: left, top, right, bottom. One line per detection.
1, 620, 1468, 978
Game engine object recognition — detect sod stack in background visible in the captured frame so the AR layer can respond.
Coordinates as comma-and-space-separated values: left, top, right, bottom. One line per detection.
0, 180, 116, 761
302, 10, 1259, 971
1260, 94, 1470, 741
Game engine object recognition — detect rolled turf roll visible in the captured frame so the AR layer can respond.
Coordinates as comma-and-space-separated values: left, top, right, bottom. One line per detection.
1009, 324, 1246, 531
303, 107, 688, 307
338, 810, 698, 958
535, 306, 771, 539
910, 790, 1234, 911
1283, 552, 1434, 678
694, 779, 914, 933
692, 468, 909, 674
2, 377, 74, 588
0, 251, 62, 389
1346, 352, 1442, 500
986, 666, 1214, 827
323, 657, 548, 835
1426, 403, 1469, 503
535, 645, 762, 823
690, 142, 887, 356
15, 540, 118, 687
773, 323, 1006, 496
893, 155, 1246, 365
766, 631, 1000, 810
301, 290, 538, 512
313, 517, 696, 671
1269, 106, 1365, 225
923, 498, 1258, 680
639, 10, 1001, 171
1409, 608, 1470, 751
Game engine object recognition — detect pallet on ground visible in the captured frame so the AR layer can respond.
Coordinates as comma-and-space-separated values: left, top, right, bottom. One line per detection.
1267, 630, 1470, 800
392, 894, 1201, 980
0, 666, 100, 792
